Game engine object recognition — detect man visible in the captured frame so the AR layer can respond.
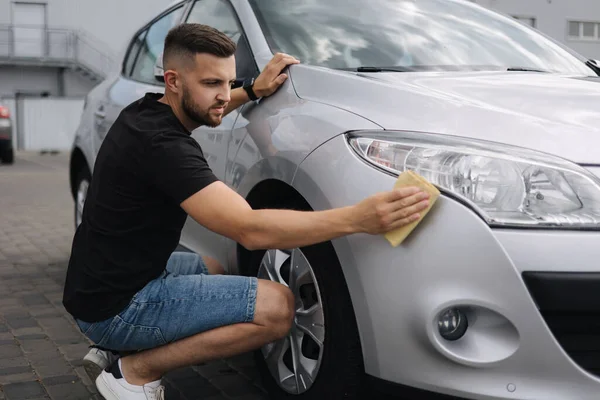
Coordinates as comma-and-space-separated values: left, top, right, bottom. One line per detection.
63, 23, 430, 400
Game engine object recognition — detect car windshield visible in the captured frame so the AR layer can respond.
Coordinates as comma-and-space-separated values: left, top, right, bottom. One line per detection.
249, 0, 594, 75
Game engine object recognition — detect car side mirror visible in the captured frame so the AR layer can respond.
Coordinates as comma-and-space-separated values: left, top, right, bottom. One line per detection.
154, 53, 165, 83
587, 59, 600, 75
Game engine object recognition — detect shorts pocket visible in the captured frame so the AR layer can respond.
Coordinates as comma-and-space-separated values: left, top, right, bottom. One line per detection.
100, 315, 167, 351
76, 318, 114, 345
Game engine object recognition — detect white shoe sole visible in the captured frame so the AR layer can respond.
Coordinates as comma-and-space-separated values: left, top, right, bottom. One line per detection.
83, 358, 104, 384
96, 372, 120, 400
83, 351, 109, 383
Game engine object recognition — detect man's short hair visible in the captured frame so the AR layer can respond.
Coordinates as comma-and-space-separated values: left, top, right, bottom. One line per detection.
163, 23, 237, 69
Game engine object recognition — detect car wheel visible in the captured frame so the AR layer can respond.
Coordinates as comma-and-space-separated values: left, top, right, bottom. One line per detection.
74, 167, 91, 228
0, 148, 13, 164
247, 241, 364, 399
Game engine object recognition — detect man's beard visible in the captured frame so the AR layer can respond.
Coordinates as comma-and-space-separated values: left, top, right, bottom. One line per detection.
181, 85, 223, 128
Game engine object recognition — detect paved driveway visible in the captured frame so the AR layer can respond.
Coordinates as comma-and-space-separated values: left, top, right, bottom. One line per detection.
0, 152, 267, 400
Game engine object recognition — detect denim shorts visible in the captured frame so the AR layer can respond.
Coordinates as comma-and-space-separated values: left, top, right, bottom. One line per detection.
75, 252, 258, 352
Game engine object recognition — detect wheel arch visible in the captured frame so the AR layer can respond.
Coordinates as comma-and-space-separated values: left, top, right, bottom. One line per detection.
70, 147, 91, 199
237, 178, 313, 277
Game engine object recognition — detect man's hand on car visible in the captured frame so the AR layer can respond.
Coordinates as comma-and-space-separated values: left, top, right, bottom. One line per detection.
253, 52, 300, 98
351, 187, 430, 235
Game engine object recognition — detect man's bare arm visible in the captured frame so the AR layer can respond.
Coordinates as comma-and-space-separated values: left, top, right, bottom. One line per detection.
223, 87, 250, 117
181, 181, 430, 251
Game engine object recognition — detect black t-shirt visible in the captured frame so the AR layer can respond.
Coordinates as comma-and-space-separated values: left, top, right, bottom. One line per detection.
63, 92, 218, 322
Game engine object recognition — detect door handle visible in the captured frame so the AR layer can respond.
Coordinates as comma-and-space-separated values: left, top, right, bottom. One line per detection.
94, 107, 106, 119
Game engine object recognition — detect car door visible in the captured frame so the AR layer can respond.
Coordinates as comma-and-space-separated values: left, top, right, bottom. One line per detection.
178, 0, 260, 263
91, 3, 187, 154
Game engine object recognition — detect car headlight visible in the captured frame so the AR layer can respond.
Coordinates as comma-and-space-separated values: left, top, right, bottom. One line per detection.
347, 131, 600, 229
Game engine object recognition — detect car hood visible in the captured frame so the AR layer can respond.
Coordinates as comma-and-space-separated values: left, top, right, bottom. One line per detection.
290, 65, 600, 165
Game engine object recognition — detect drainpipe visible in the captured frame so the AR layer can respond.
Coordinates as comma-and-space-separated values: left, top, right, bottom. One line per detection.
8, 25, 14, 57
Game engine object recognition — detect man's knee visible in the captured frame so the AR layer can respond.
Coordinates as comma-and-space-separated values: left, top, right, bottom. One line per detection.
255, 280, 295, 339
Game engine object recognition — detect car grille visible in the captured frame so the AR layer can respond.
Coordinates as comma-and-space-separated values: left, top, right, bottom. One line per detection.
523, 272, 600, 377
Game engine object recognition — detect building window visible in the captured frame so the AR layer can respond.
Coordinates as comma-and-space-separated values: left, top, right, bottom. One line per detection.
512, 15, 536, 28
568, 21, 600, 41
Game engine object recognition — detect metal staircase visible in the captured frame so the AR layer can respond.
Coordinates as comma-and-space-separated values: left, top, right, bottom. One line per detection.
0, 24, 115, 83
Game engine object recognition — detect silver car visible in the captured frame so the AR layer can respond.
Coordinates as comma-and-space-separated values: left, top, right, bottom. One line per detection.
69, 0, 600, 398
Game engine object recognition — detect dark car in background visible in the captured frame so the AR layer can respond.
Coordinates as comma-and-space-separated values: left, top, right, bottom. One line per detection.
0, 104, 14, 165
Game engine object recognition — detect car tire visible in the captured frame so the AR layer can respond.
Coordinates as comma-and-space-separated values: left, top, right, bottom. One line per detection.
0, 148, 13, 164
74, 167, 91, 229
247, 241, 365, 399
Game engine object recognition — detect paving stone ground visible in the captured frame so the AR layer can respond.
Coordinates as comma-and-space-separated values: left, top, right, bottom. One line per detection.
0, 152, 268, 400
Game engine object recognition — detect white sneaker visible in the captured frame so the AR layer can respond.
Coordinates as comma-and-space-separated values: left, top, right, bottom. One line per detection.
96, 360, 164, 400
83, 347, 120, 383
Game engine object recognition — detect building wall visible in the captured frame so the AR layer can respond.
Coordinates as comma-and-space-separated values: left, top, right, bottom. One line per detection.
19, 97, 84, 151
0, 0, 175, 104
62, 70, 97, 97
473, 0, 600, 59
0, 65, 94, 149
0, 66, 60, 97
0, 66, 96, 97
0, 0, 175, 149
0, 0, 175, 58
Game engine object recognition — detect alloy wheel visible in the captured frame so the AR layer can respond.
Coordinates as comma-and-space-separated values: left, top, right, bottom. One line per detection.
258, 249, 325, 394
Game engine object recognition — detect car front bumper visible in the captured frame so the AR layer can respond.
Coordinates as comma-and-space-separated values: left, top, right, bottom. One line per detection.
294, 134, 600, 400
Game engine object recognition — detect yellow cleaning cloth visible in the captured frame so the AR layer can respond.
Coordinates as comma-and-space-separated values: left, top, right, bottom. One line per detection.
384, 170, 440, 247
